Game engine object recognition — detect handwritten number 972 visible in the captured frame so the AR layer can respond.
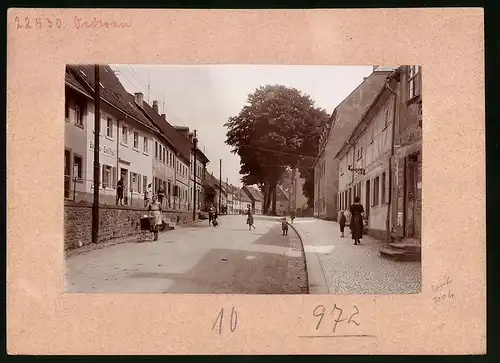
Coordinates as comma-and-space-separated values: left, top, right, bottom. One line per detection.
313, 304, 360, 333
212, 307, 237, 334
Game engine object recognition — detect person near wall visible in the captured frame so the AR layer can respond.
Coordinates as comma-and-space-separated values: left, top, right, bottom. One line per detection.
116, 177, 124, 206
246, 205, 256, 231
157, 185, 165, 206
339, 210, 347, 238
349, 196, 365, 245
148, 195, 163, 241
144, 183, 152, 208
290, 210, 296, 224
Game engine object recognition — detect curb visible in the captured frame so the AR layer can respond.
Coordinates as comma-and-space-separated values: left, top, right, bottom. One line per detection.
288, 222, 330, 295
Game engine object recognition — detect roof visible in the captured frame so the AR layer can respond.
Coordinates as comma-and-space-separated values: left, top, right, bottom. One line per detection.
314, 70, 392, 167
65, 69, 92, 98
66, 64, 159, 133
194, 148, 210, 165
138, 100, 193, 164
243, 186, 264, 202
276, 186, 289, 202
232, 187, 252, 202
205, 172, 227, 194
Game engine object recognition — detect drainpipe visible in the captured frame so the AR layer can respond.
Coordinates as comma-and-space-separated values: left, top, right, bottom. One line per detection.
385, 76, 398, 243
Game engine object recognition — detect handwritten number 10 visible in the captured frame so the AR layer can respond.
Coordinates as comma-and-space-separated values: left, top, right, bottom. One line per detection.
212, 307, 237, 334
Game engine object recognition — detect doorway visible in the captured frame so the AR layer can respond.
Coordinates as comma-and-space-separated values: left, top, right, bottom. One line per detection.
406, 152, 422, 239
365, 179, 370, 217
120, 168, 128, 205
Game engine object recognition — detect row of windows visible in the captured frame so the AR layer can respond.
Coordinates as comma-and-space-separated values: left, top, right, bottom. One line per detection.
338, 172, 387, 212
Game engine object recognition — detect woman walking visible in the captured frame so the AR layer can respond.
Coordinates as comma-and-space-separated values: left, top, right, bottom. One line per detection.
349, 196, 365, 245
148, 195, 163, 241
246, 205, 256, 231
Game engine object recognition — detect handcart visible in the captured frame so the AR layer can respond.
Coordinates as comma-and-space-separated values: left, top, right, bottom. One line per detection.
138, 216, 156, 242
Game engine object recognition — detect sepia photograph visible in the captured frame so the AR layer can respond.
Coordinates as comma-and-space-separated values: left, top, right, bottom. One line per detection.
64, 64, 423, 294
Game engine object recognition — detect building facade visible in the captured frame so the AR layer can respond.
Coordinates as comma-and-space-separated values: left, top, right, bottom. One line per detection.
289, 168, 309, 216
65, 65, 159, 206
242, 186, 263, 214
313, 68, 395, 220
390, 66, 422, 243
276, 186, 290, 216
64, 64, 211, 214
336, 79, 396, 240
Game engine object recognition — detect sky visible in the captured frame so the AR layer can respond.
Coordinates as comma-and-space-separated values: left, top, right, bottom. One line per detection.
112, 64, 374, 187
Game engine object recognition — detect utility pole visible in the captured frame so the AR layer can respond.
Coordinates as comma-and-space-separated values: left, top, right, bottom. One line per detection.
219, 159, 222, 212
226, 177, 229, 214
91, 65, 101, 245
192, 130, 198, 221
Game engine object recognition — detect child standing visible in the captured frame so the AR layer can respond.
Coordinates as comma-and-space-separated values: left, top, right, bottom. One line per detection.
281, 217, 289, 236
339, 210, 347, 237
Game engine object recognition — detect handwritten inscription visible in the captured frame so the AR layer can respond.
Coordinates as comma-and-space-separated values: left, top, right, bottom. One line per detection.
74, 16, 132, 29
313, 304, 360, 333
14, 16, 62, 30
432, 275, 455, 304
14, 15, 131, 30
212, 307, 237, 334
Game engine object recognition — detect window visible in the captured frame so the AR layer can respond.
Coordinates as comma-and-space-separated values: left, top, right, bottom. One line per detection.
133, 132, 139, 149
106, 117, 113, 138
143, 137, 148, 153
408, 65, 421, 100
373, 176, 380, 206
163, 148, 166, 163
74, 103, 84, 127
167, 181, 171, 195
155, 141, 159, 159
73, 155, 83, 179
381, 172, 386, 204
102, 165, 112, 188
143, 175, 147, 193
131, 173, 138, 192
65, 101, 70, 121
121, 126, 128, 144
357, 146, 363, 160
384, 109, 389, 129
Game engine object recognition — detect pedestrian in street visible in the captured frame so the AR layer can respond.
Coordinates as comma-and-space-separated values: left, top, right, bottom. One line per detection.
246, 205, 256, 230
148, 195, 163, 241
209, 204, 216, 226
212, 207, 219, 227
157, 185, 165, 206
281, 217, 289, 236
144, 183, 152, 208
290, 210, 296, 224
349, 196, 365, 245
116, 177, 124, 206
339, 210, 347, 237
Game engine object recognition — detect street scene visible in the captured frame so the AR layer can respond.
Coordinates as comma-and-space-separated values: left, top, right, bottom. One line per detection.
64, 64, 422, 294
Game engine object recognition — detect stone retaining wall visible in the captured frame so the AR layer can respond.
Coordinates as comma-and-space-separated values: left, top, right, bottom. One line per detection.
64, 201, 197, 250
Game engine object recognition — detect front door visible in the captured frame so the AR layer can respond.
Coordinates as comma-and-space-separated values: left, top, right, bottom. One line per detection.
120, 168, 128, 204
406, 153, 422, 239
365, 180, 370, 217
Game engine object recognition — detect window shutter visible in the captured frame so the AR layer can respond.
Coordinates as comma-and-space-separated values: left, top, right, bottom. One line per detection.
138, 174, 142, 193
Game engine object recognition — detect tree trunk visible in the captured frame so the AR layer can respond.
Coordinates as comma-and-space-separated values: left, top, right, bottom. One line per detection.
264, 183, 273, 215
262, 183, 270, 214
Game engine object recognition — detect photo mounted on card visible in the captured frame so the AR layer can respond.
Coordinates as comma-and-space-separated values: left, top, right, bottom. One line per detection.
64, 64, 422, 295
7, 8, 485, 355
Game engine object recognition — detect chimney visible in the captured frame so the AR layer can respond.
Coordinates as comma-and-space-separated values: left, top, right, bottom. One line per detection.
134, 92, 144, 106
152, 100, 159, 113
161, 113, 166, 120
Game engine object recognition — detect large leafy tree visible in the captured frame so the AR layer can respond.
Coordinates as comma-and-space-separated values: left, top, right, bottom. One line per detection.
225, 84, 329, 214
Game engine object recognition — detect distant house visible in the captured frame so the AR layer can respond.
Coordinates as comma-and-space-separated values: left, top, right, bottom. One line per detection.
276, 185, 290, 216
242, 186, 264, 214
231, 186, 252, 214
204, 172, 227, 211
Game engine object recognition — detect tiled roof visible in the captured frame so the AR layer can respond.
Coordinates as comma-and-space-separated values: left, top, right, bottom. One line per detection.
65, 69, 92, 97
276, 186, 289, 201
243, 186, 264, 202
66, 64, 159, 132
138, 100, 192, 164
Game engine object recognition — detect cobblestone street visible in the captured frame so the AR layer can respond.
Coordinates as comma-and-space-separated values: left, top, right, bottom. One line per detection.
65, 215, 307, 294
291, 218, 421, 294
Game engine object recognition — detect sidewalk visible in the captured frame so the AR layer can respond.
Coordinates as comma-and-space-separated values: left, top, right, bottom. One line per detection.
289, 218, 421, 294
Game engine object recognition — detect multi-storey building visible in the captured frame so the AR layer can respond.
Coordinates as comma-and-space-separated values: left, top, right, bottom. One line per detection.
313, 67, 395, 220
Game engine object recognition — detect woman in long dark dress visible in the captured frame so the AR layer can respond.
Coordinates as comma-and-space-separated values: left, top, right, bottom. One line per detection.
349, 196, 365, 245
